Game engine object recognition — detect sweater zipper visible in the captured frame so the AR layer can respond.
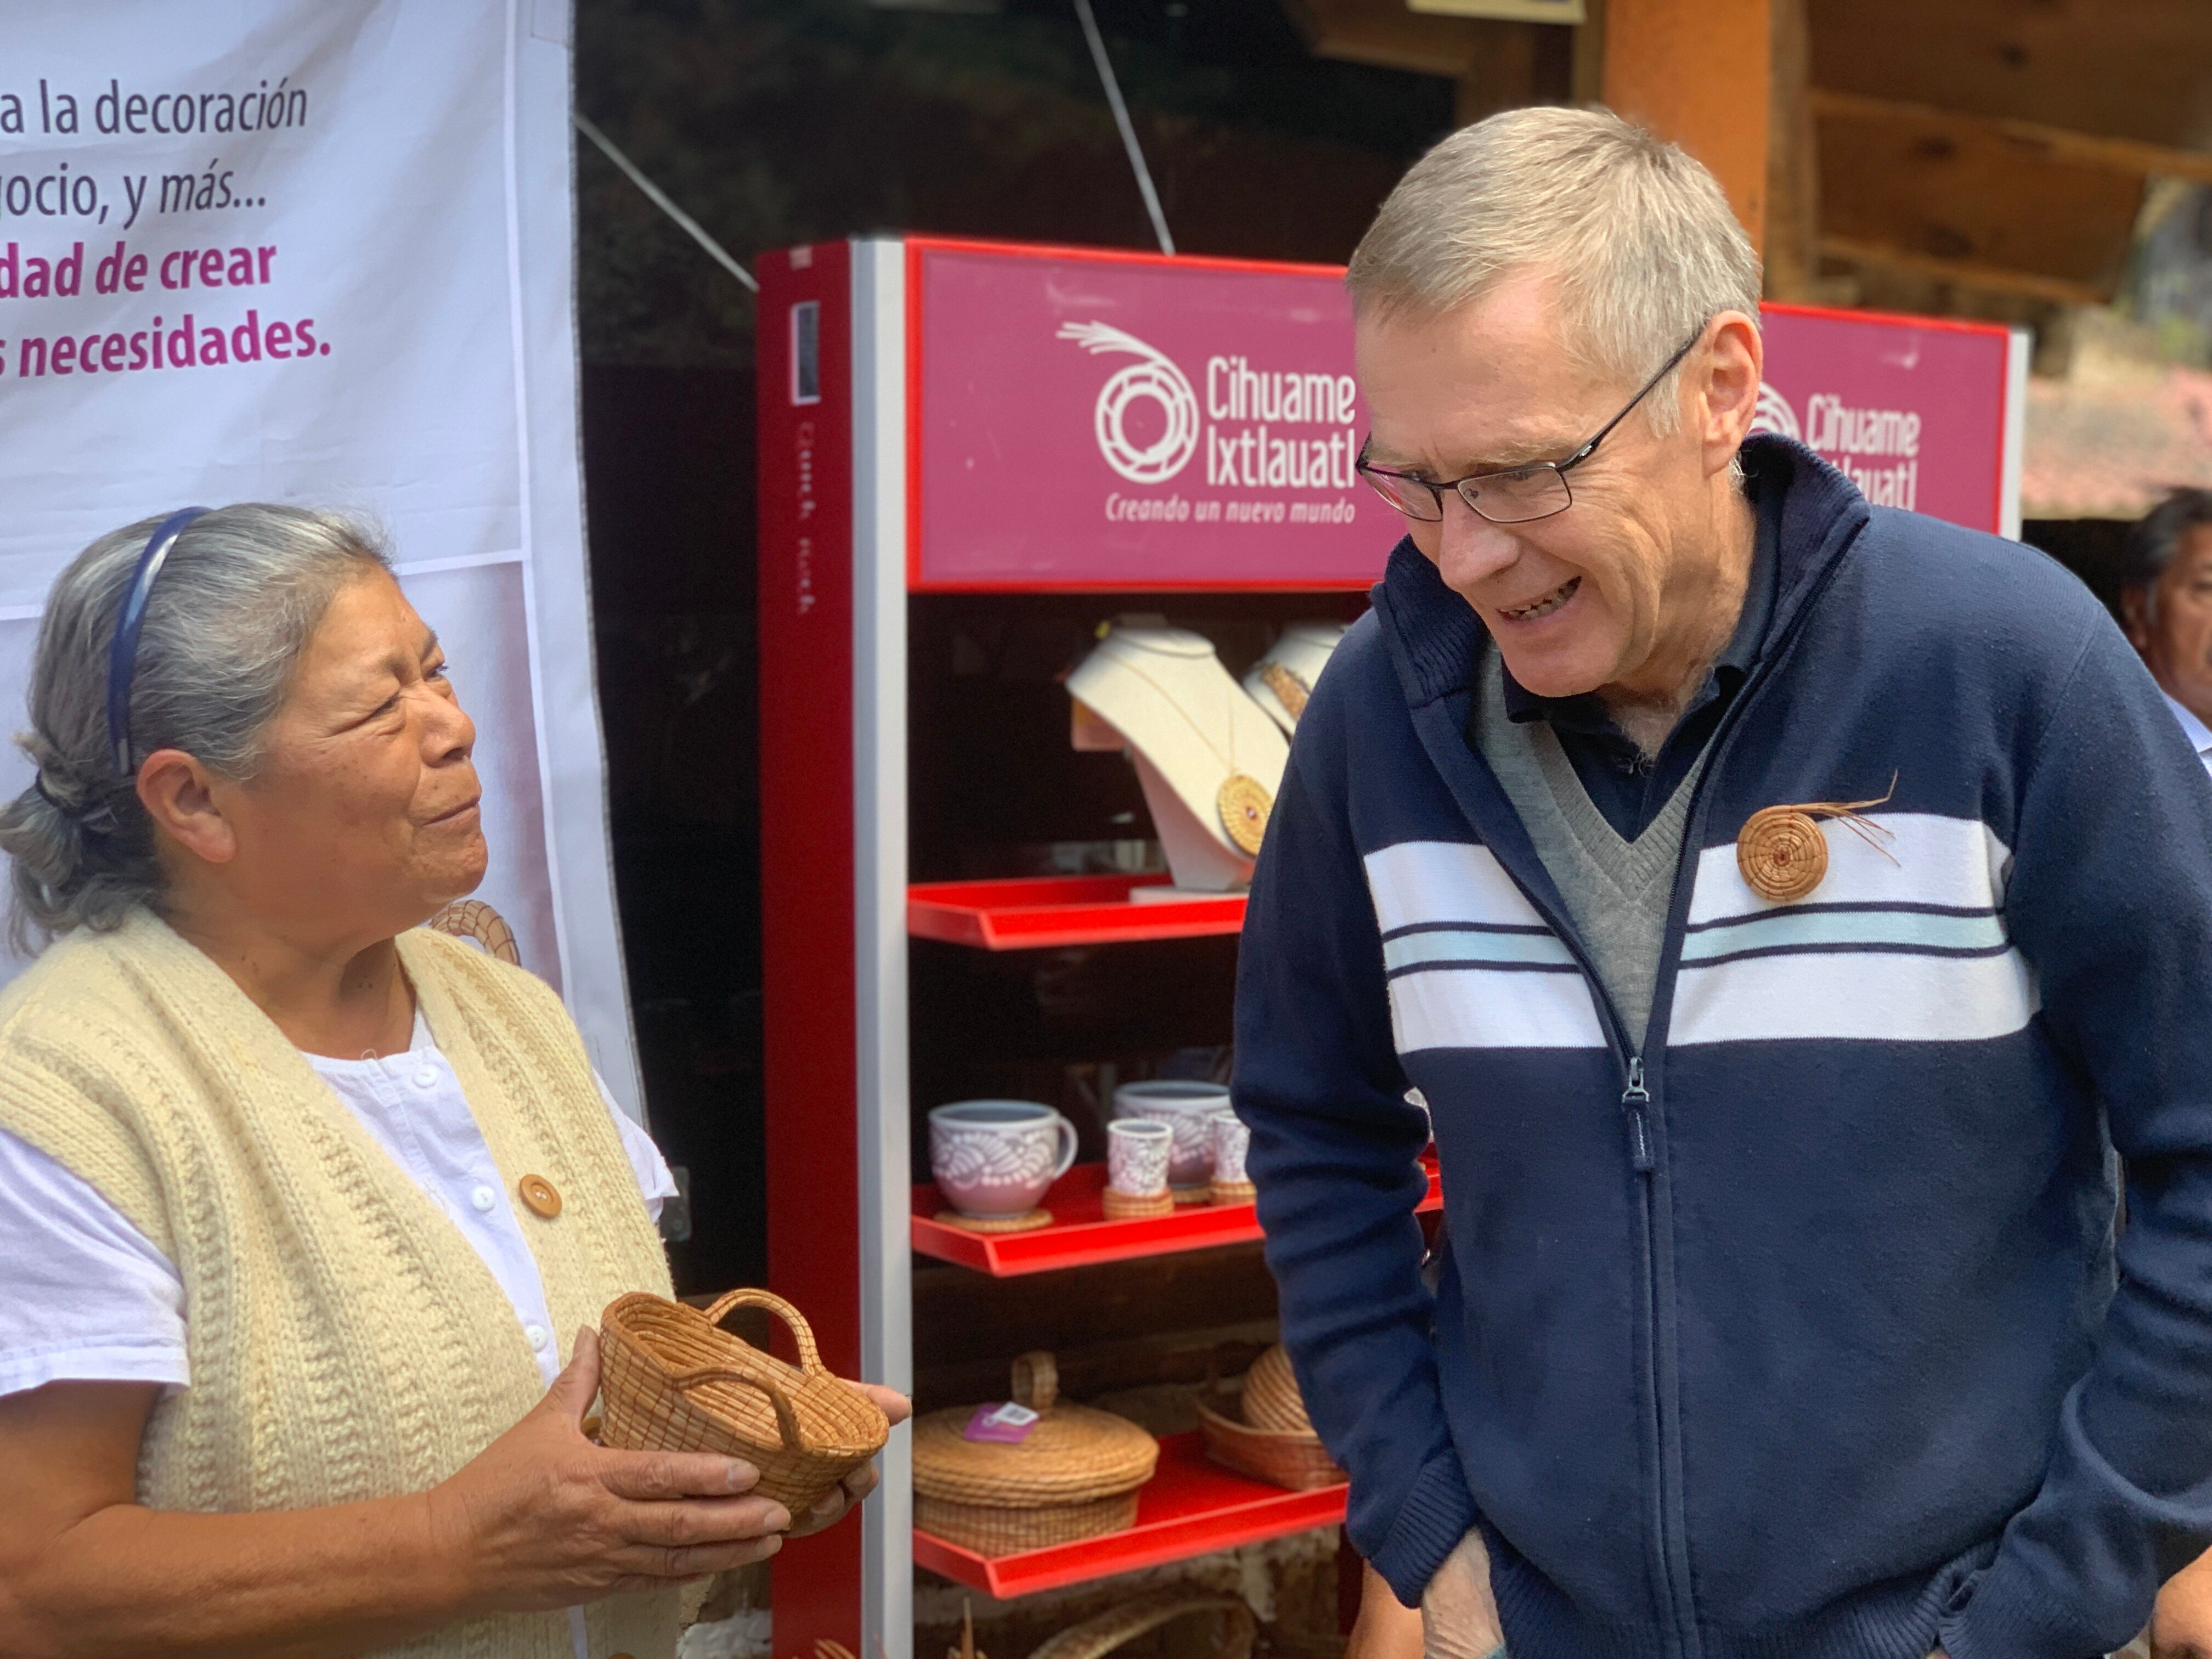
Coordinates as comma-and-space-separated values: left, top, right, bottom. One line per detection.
1621, 1054, 1655, 1173
1621, 544, 1859, 1659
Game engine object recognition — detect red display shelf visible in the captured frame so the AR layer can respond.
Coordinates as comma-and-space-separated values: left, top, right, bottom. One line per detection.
913, 1431, 1347, 1599
913, 1161, 1443, 1276
908, 874, 1246, 950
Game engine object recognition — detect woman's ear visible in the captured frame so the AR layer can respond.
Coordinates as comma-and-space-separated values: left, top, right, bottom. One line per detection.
135, 748, 238, 866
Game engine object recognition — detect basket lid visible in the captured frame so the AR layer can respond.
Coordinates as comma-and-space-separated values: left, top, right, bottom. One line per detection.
913, 1353, 1159, 1507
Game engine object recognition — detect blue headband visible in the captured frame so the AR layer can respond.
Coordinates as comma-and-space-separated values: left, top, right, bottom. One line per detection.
108, 506, 210, 776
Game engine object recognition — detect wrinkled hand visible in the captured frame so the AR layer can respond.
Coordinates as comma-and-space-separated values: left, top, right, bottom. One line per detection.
425, 1327, 792, 1615
2154, 1546, 2212, 1659
785, 1383, 912, 1538
1420, 1532, 1505, 1659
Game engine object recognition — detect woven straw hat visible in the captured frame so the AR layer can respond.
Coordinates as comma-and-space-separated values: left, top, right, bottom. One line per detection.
1241, 1344, 1313, 1435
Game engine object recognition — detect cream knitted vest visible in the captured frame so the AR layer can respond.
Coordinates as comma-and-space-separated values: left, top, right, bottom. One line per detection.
0, 910, 681, 1659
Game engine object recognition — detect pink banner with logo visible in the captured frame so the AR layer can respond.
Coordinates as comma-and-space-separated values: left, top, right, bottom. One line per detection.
910, 242, 2018, 590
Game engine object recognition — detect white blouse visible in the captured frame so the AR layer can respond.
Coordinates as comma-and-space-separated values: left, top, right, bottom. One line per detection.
0, 1009, 678, 1401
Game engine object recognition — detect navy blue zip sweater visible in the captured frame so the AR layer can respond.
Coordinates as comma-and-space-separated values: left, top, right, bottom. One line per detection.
1233, 438, 2212, 1659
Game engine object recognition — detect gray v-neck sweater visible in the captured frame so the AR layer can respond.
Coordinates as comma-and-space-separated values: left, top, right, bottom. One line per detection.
1470, 642, 1711, 1050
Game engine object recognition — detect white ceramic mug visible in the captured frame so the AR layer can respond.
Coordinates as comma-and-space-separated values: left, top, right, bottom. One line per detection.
929, 1100, 1079, 1218
1210, 1112, 1251, 1186
1112, 1079, 1231, 1189
1106, 1118, 1173, 1197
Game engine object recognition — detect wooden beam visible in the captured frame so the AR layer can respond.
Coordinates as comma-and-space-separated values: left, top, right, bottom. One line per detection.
1764, 0, 1820, 300
1814, 94, 2146, 301
1816, 235, 2106, 307
1808, 88, 2212, 190
1277, 0, 1485, 77
1601, 0, 1774, 246
1805, 0, 2212, 157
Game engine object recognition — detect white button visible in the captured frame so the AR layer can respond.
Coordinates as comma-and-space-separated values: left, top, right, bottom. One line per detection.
470, 1186, 496, 1213
524, 1323, 549, 1350
412, 1065, 438, 1088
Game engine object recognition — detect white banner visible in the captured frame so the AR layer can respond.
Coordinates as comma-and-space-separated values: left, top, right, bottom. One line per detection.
0, 0, 644, 1115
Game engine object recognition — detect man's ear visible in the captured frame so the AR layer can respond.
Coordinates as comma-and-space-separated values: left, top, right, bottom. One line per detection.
1699, 311, 1764, 474
135, 748, 238, 866
2121, 586, 2153, 654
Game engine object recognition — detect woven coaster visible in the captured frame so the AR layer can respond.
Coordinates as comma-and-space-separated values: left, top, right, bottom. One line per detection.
934, 1209, 1054, 1234
1209, 1179, 1256, 1206
1102, 1188, 1176, 1220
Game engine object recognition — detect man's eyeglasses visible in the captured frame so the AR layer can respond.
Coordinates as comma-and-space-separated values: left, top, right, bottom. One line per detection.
1355, 323, 1708, 526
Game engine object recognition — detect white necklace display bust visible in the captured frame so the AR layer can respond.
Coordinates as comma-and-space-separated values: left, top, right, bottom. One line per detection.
1067, 625, 1290, 893
1244, 622, 1347, 736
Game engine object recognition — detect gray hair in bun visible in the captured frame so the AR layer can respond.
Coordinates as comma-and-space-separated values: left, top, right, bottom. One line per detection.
0, 504, 391, 952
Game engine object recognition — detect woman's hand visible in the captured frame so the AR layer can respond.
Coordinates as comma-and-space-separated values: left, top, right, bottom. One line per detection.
425, 1327, 793, 1615
783, 1383, 912, 1538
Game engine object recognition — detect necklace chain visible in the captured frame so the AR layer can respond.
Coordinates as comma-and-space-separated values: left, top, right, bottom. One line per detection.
1089, 640, 1243, 776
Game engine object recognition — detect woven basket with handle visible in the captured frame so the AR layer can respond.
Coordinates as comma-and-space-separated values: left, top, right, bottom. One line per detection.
1026, 1592, 1256, 1659
599, 1288, 889, 1515
913, 1352, 1159, 1557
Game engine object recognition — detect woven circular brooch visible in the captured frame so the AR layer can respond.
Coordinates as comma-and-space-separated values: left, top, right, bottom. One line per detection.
1734, 775, 1901, 904
1217, 772, 1273, 855
1735, 807, 1828, 902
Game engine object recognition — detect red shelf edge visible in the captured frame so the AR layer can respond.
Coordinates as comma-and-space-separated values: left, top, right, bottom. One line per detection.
913, 1165, 1442, 1276
908, 876, 1248, 951
913, 1436, 1350, 1599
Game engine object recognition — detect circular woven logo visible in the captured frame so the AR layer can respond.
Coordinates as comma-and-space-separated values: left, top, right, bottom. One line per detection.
1736, 806, 1827, 901
1057, 320, 1200, 486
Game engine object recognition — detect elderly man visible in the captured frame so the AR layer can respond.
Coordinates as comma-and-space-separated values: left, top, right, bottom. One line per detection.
1234, 107, 2212, 1659
2124, 489, 2212, 780
2120, 489, 2212, 1659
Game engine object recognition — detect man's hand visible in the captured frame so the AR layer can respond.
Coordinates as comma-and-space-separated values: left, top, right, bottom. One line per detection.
1420, 1532, 1505, 1659
782, 1383, 912, 1538
2153, 1546, 2212, 1659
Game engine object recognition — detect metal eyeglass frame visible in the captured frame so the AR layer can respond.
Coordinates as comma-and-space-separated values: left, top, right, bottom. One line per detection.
1355, 321, 1708, 525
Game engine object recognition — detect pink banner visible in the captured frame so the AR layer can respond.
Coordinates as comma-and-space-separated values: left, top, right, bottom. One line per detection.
1753, 303, 2012, 533
911, 244, 2016, 590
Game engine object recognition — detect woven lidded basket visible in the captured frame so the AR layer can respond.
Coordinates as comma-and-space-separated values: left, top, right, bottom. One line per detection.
599, 1288, 890, 1515
1026, 1592, 1256, 1659
913, 1352, 1159, 1558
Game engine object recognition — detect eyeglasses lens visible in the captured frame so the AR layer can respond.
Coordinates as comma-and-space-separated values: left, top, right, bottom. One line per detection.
1359, 467, 1443, 521
1466, 466, 1572, 524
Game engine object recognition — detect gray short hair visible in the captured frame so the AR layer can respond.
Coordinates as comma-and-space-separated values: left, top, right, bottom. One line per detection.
0, 505, 391, 950
2123, 488, 2212, 625
1347, 105, 1762, 433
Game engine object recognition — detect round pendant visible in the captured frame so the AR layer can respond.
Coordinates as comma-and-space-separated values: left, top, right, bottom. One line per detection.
1736, 806, 1827, 902
1217, 772, 1273, 856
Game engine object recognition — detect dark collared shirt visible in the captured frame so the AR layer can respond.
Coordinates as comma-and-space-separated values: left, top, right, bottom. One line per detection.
1488, 471, 1785, 840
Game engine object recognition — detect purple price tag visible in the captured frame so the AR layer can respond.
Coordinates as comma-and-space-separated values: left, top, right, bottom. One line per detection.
963, 1402, 1040, 1444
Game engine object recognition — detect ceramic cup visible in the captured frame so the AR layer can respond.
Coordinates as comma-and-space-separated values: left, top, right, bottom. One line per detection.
1111, 1079, 1232, 1190
1210, 1113, 1251, 1187
929, 1100, 1079, 1218
1106, 1118, 1173, 1197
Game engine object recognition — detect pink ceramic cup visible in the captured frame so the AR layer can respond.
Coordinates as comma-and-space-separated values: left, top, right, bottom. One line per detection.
929, 1100, 1079, 1218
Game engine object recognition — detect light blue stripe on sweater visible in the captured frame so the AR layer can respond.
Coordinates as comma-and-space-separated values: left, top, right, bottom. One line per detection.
1680, 907, 2006, 962
1384, 928, 1578, 973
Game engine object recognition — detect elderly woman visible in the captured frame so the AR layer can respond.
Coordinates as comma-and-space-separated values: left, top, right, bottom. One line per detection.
0, 505, 907, 1659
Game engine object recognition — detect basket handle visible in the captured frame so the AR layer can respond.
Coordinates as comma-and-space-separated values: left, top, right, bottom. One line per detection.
702, 1286, 826, 1375
1011, 1351, 1058, 1414
667, 1363, 805, 1452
